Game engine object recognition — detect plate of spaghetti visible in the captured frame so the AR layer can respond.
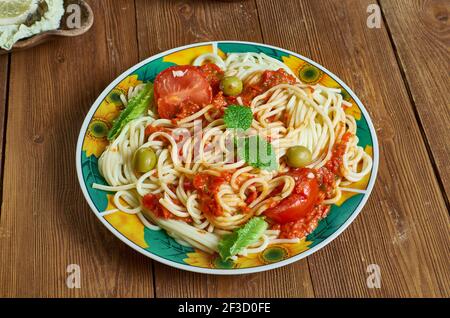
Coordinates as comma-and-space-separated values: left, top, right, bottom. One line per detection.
76, 41, 378, 274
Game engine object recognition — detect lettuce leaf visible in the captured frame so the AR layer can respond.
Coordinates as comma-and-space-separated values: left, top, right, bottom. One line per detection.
218, 217, 268, 261
107, 82, 153, 140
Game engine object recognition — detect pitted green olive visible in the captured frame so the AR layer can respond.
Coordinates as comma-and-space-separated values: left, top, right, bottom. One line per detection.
133, 148, 157, 173
286, 146, 312, 168
220, 76, 243, 96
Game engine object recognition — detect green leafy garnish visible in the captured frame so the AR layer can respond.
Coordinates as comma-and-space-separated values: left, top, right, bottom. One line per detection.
107, 82, 154, 140
223, 105, 253, 130
218, 217, 268, 261
236, 135, 278, 171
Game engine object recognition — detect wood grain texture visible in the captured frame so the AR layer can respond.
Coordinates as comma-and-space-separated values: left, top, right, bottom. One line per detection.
256, 0, 450, 297
0, 55, 8, 202
0, 0, 154, 297
135, 0, 263, 54
153, 262, 315, 298
134, 0, 314, 298
379, 0, 450, 200
0, 0, 448, 298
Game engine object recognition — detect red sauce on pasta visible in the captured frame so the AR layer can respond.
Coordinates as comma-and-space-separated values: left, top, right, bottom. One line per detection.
193, 172, 232, 217
211, 91, 228, 112
144, 125, 171, 139
199, 63, 224, 94
238, 69, 297, 105
273, 204, 330, 239
325, 132, 352, 176
245, 190, 258, 205
148, 64, 354, 239
142, 193, 192, 223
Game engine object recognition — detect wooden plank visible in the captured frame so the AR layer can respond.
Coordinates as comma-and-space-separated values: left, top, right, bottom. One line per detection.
256, 0, 450, 297
379, 0, 450, 200
135, 0, 315, 298
153, 263, 315, 298
0, 0, 154, 297
0, 54, 8, 200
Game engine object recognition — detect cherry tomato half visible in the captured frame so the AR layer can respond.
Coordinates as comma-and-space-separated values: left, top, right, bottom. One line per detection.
264, 169, 320, 224
154, 65, 212, 119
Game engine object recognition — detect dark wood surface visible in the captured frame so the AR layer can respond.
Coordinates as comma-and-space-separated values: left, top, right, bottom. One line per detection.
380, 0, 450, 200
0, 55, 8, 200
0, 0, 448, 298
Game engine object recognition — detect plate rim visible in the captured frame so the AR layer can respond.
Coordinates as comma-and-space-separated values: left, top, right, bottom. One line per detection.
76, 40, 379, 275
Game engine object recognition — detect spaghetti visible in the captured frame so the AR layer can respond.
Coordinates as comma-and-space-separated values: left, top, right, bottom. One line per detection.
93, 51, 372, 258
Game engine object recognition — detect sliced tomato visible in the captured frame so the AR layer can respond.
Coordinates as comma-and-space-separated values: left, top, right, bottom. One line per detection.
154, 65, 212, 119
264, 169, 320, 224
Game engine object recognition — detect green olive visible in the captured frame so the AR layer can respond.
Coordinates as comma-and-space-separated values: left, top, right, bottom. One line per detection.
133, 148, 157, 173
220, 76, 243, 96
286, 146, 312, 168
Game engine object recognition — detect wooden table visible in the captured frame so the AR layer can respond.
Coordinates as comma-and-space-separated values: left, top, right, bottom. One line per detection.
0, 0, 448, 298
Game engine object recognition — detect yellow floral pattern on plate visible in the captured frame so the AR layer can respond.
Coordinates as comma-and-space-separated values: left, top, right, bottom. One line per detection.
82, 75, 142, 157
235, 238, 312, 268
283, 55, 337, 87
283, 55, 361, 120
163, 44, 226, 65
184, 238, 312, 269
184, 250, 235, 269
104, 194, 148, 249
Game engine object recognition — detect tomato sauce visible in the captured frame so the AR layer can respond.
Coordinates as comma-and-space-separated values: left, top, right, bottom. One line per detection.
142, 193, 173, 219
144, 125, 171, 139
245, 190, 258, 205
315, 166, 336, 201
273, 204, 330, 239
325, 132, 352, 176
142, 193, 192, 222
144, 125, 185, 145
183, 179, 195, 192
193, 172, 232, 217
238, 69, 297, 105
211, 91, 228, 111
199, 63, 224, 94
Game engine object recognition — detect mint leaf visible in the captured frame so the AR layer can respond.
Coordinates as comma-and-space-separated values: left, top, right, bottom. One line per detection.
218, 217, 268, 260
236, 135, 278, 171
223, 105, 253, 130
108, 82, 153, 140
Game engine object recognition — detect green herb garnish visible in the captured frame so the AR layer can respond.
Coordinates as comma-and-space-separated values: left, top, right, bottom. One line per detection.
107, 82, 154, 140
218, 217, 268, 260
236, 135, 278, 171
223, 105, 253, 130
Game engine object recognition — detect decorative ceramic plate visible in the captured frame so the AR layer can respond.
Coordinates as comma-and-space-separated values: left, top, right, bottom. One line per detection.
76, 41, 379, 274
